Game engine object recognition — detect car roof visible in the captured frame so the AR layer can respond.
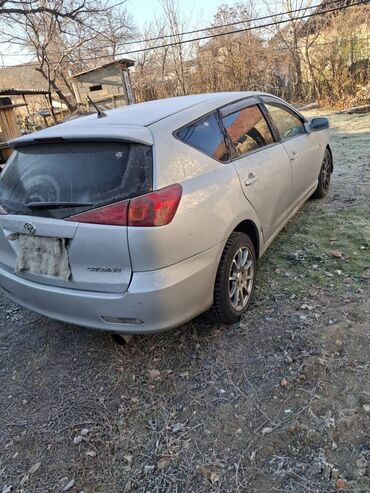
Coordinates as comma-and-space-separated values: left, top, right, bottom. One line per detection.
67, 92, 260, 127
10, 91, 267, 147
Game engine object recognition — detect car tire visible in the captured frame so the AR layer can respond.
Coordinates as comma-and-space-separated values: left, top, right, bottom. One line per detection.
210, 232, 256, 325
312, 147, 332, 199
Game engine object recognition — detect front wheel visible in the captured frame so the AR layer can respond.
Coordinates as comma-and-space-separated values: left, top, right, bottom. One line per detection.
210, 232, 256, 325
312, 148, 332, 199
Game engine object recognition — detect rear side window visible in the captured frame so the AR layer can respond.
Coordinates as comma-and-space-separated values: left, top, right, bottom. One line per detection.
0, 141, 152, 219
265, 103, 306, 141
222, 105, 274, 158
175, 113, 229, 162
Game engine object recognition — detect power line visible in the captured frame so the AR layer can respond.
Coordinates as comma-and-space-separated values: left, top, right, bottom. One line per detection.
0, 0, 362, 58
1, 36, 368, 71
0, 0, 367, 68
64, 0, 345, 49
70, 1, 370, 60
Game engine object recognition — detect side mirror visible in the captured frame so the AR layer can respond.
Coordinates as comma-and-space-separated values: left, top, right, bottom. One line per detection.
309, 117, 329, 131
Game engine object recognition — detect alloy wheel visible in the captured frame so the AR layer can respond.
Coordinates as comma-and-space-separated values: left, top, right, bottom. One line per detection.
321, 152, 331, 191
229, 246, 255, 311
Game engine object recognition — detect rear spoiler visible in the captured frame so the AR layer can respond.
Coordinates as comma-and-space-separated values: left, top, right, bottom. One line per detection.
9, 124, 154, 148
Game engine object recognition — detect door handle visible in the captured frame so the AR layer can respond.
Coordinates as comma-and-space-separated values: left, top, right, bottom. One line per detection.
289, 151, 297, 161
245, 173, 259, 186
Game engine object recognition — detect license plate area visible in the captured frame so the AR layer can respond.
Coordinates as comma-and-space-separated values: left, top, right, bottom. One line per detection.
14, 234, 71, 280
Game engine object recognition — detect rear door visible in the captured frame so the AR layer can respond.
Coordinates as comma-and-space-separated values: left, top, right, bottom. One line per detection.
262, 97, 321, 207
219, 98, 293, 241
0, 140, 153, 293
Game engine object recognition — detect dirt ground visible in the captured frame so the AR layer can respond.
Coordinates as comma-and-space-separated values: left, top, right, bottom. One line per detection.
0, 111, 369, 493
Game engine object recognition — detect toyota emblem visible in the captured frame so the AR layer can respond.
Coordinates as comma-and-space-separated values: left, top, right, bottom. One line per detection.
23, 223, 36, 235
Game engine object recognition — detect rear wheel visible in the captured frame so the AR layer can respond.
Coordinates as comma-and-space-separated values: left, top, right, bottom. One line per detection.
210, 232, 256, 324
312, 148, 332, 199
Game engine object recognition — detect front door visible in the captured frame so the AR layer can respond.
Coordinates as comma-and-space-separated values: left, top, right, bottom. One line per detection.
263, 99, 321, 207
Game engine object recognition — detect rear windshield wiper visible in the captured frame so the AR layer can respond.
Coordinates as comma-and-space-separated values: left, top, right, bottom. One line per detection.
25, 201, 93, 210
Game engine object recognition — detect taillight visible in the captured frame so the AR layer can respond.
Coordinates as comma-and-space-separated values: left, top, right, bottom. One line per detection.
65, 200, 129, 226
65, 184, 182, 227
128, 184, 182, 227
0, 205, 8, 215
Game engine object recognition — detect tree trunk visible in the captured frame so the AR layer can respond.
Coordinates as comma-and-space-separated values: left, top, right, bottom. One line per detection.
36, 67, 76, 113
304, 46, 322, 101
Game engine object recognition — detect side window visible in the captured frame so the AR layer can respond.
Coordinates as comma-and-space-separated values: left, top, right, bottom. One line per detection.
265, 103, 305, 141
221, 105, 274, 158
175, 113, 229, 162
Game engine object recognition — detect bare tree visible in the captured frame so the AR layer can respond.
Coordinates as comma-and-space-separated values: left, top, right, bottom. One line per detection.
265, 0, 314, 101
0, 1, 135, 112
299, 2, 370, 105
193, 2, 268, 94
131, 0, 194, 101
133, 20, 172, 101
160, 0, 190, 95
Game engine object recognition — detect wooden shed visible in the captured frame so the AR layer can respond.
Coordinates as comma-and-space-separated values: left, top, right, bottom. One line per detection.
0, 96, 25, 162
0, 89, 53, 163
70, 58, 135, 110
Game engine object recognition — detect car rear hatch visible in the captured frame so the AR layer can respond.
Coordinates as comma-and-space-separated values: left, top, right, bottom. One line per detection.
0, 136, 153, 293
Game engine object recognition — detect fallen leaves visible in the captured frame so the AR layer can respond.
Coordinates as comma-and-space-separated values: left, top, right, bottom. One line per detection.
157, 457, 171, 470
28, 462, 41, 475
336, 478, 347, 489
300, 303, 314, 310
280, 378, 289, 388
362, 404, 370, 415
62, 479, 75, 491
261, 426, 274, 435
198, 462, 225, 484
124, 454, 133, 464
148, 369, 161, 381
172, 421, 187, 433
331, 250, 343, 258
20, 461, 41, 485
210, 471, 220, 484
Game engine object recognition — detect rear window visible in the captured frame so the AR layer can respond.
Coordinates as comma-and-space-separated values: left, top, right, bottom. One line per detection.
175, 113, 229, 162
0, 141, 152, 219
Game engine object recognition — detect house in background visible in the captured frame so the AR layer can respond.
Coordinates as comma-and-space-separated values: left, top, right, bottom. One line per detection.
0, 64, 54, 120
70, 58, 135, 110
0, 63, 70, 127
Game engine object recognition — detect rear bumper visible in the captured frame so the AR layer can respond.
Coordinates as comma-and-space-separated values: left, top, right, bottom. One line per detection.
0, 244, 223, 334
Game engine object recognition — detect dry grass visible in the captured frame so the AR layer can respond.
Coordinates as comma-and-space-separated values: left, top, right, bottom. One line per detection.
0, 112, 369, 493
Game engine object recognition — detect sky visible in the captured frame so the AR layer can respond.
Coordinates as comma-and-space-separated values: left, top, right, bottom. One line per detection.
127, 0, 222, 27
1, 0, 264, 67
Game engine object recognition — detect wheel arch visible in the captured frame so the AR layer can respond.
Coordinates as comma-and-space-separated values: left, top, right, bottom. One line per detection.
233, 219, 260, 259
326, 144, 333, 172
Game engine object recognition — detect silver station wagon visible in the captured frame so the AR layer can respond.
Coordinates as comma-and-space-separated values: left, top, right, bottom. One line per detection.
0, 92, 332, 334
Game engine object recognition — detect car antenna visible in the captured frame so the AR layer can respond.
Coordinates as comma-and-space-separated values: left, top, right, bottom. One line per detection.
87, 95, 107, 119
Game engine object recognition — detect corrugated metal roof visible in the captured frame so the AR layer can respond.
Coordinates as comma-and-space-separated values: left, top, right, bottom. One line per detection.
0, 88, 50, 96
0, 64, 49, 92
